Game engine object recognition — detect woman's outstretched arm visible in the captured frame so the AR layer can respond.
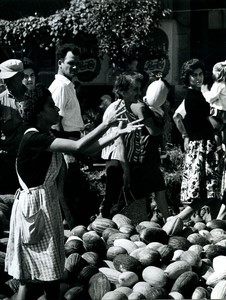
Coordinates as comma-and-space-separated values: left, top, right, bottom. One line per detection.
48, 119, 143, 155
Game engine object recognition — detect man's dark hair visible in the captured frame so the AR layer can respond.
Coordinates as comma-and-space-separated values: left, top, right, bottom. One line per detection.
56, 43, 81, 61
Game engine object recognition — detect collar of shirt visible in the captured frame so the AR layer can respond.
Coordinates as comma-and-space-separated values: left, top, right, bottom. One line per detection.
55, 74, 72, 86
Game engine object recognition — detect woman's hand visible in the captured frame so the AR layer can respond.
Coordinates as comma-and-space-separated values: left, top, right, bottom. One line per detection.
119, 118, 144, 134
103, 104, 126, 126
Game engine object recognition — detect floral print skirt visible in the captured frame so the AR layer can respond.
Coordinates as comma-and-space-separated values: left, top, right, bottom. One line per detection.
180, 139, 223, 204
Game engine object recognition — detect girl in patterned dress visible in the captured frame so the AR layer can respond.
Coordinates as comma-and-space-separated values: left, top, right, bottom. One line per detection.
5, 84, 142, 300
114, 71, 169, 221
170, 58, 223, 222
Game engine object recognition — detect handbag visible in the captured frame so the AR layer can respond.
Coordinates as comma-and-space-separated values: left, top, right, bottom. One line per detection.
110, 186, 136, 216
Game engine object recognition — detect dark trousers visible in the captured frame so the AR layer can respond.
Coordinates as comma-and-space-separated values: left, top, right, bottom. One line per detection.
100, 159, 124, 217
62, 159, 101, 228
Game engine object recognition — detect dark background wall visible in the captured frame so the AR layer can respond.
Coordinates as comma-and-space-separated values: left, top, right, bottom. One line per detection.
190, 0, 226, 72
0, 0, 69, 20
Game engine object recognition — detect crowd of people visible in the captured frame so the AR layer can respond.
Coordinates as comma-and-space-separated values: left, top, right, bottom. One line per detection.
0, 51, 143, 299
1, 42, 226, 299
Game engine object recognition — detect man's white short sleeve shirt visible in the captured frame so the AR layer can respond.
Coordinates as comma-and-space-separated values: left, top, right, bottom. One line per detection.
49, 74, 84, 132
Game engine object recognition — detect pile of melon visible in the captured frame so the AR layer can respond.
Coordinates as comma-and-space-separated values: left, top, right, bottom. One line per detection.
2, 208, 226, 299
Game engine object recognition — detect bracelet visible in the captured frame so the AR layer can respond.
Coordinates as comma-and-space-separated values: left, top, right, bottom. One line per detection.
182, 133, 188, 139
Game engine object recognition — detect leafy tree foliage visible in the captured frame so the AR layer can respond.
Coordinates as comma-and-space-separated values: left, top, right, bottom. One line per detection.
78, 0, 171, 67
0, 0, 170, 67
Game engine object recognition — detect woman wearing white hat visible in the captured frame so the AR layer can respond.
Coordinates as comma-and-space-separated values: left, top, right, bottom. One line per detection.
0, 59, 28, 194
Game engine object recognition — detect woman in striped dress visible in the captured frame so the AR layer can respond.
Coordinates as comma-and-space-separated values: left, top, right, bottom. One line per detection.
111, 71, 169, 221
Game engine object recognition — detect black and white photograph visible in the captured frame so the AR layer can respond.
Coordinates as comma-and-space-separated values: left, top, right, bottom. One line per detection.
0, 0, 226, 299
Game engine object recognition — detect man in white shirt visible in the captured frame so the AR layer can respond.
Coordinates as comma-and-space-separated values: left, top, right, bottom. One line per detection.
49, 44, 93, 229
49, 43, 84, 140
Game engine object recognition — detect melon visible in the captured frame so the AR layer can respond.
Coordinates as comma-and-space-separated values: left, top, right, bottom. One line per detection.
142, 266, 168, 287
162, 217, 183, 236
133, 281, 152, 299
206, 219, 226, 230
88, 272, 111, 300
113, 254, 142, 274
157, 244, 174, 264
92, 217, 117, 235
140, 227, 168, 244
171, 271, 199, 298
136, 247, 161, 267
112, 214, 132, 228
168, 236, 191, 251
187, 233, 210, 247
102, 290, 128, 300
70, 225, 87, 238
164, 260, 192, 280
107, 246, 127, 261
118, 271, 139, 288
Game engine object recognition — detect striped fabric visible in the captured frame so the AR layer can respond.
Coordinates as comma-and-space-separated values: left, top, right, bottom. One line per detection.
124, 109, 149, 164
101, 99, 126, 161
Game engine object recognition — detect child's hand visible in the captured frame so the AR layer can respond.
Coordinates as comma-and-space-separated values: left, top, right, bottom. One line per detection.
201, 84, 209, 93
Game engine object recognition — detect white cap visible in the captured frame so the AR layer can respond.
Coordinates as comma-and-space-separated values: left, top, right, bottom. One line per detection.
0, 59, 24, 79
